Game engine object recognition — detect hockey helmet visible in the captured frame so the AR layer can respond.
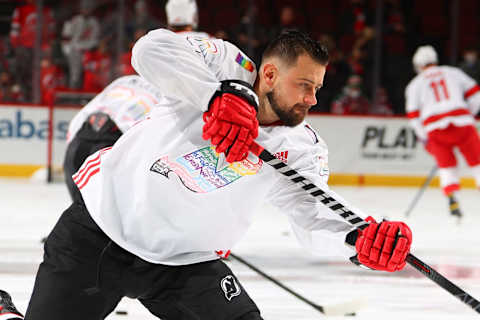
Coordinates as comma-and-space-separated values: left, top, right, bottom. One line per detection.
166, 0, 198, 29
412, 45, 438, 73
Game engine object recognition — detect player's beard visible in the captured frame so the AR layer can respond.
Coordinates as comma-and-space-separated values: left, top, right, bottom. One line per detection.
266, 90, 310, 127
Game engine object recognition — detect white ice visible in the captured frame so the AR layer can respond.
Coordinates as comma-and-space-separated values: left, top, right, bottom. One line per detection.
1, 178, 480, 319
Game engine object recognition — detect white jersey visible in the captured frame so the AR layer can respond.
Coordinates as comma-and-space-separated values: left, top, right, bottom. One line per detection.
405, 65, 480, 140
74, 29, 363, 265
66, 75, 165, 143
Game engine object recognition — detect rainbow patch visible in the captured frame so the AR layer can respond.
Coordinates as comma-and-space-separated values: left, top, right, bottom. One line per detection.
235, 53, 254, 72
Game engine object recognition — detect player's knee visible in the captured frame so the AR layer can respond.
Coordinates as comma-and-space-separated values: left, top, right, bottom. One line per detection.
234, 311, 264, 320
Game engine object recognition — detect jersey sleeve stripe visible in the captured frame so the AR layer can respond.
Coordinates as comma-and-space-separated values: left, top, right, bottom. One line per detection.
72, 147, 112, 184
406, 110, 420, 119
76, 167, 100, 190
422, 108, 471, 126
72, 152, 102, 181
73, 159, 101, 185
464, 84, 480, 99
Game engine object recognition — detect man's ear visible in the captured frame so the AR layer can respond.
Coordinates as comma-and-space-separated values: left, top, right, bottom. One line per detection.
261, 63, 278, 88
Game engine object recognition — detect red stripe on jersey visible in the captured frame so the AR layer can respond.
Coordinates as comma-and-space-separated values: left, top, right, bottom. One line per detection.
422, 108, 470, 126
73, 146, 112, 184
73, 160, 100, 185
72, 152, 101, 181
465, 85, 480, 99
407, 110, 420, 119
77, 167, 100, 190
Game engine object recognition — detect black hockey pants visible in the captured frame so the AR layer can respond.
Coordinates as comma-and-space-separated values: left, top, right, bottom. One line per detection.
24, 202, 263, 320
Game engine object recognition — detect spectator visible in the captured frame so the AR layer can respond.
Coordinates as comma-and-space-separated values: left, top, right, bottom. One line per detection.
331, 74, 371, 114
82, 39, 111, 92
9, 0, 55, 101
0, 71, 24, 103
61, 0, 100, 89
458, 47, 480, 84
371, 87, 394, 115
40, 53, 65, 105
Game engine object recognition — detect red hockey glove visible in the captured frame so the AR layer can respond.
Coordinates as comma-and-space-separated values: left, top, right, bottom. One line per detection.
202, 80, 259, 163
354, 216, 412, 272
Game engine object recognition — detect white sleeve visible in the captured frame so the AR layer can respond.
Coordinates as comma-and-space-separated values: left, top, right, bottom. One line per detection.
131, 29, 221, 112
265, 138, 366, 259
453, 68, 480, 115
405, 81, 427, 140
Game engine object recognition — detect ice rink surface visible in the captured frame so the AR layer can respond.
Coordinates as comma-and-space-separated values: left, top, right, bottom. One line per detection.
1, 177, 480, 319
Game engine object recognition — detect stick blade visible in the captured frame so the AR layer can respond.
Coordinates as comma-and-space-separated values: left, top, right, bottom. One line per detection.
321, 298, 368, 316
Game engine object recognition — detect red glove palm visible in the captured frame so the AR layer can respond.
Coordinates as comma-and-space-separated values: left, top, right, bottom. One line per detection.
202, 80, 259, 163
355, 216, 412, 272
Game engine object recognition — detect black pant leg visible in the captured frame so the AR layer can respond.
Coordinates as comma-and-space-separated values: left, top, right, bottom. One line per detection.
139, 259, 261, 320
25, 203, 123, 320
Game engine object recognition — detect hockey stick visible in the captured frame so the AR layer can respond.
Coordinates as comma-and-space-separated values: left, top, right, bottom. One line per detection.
229, 253, 366, 316
404, 165, 438, 217
248, 141, 480, 314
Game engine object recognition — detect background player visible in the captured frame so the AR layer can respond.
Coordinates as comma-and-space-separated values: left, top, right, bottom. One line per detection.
406, 45, 480, 218
64, 74, 164, 203
166, 0, 210, 38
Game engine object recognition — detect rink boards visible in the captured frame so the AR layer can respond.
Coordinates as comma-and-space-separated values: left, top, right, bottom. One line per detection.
0, 104, 478, 187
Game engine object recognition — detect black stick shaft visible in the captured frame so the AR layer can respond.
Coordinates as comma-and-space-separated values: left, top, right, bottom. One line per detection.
229, 253, 325, 313
406, 254, 480, 312
405, 165, 438, 217
254, 146, 480, 314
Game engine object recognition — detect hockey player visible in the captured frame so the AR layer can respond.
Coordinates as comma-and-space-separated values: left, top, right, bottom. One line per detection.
406, 45, 480, 218
7, 30, 412, 320
166, 0, 210, 38
63, 74, 164, 203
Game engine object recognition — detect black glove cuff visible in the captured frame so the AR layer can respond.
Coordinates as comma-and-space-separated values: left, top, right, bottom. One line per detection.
208, 79, 259, 112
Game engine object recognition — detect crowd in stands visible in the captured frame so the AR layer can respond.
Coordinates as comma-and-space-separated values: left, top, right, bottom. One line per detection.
0, 0, 479, 116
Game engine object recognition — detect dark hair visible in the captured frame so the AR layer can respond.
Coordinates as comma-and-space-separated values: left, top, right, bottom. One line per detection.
262, 29, 329, 66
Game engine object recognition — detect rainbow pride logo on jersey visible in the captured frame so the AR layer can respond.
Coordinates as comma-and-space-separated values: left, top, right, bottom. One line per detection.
150, 147, 262, 193
235, 53, 254, 72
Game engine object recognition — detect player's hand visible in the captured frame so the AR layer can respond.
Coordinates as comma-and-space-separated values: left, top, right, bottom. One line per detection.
352, 216, 412, 272
203, 80, 259, 163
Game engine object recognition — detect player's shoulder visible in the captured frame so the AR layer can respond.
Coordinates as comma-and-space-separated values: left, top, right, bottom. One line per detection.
440, 65, 460, 72
208, 39, 257, 85
441, 65, 469, 78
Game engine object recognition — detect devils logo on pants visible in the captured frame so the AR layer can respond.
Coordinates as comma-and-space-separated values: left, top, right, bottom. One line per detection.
220, 275, 241, 301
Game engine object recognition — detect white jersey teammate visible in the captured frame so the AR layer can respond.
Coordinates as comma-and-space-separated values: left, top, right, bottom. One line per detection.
63, 74, 165, 202
405, 45, 480, 217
